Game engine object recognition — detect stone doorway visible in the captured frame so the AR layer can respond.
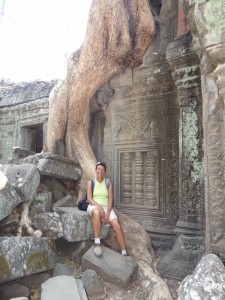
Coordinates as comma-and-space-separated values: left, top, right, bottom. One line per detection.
21, 124, 43, 153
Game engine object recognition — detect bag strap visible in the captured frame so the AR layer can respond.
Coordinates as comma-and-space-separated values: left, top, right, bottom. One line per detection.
91, 178, 110, 192
105, 178, 111, 189
91, 179, 94, 196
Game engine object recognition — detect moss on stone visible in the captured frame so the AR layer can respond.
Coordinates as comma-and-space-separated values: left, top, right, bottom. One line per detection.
183, 101, 203, 183
26, 251, 49, 274
0, 255, 11, 279
46, 239, 57, 255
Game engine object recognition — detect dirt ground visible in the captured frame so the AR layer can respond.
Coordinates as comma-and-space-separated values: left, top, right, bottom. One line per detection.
29, 250, 180, 300
60, 251, 180, 300
102, 277, 180, 300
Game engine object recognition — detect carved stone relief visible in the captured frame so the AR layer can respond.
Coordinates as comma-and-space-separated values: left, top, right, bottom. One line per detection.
184, 0, 225, 259
101, 63, 179, 238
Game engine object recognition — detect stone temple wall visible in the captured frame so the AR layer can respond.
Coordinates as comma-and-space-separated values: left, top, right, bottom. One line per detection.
92, 0, 180, 250
183, 0, 225, 261
0, 81, 56, 162
1, 0, 225, 282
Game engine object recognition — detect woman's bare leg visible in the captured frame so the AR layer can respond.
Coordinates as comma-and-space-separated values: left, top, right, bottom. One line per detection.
110, 219, 126, 250
91, 207, 102, 238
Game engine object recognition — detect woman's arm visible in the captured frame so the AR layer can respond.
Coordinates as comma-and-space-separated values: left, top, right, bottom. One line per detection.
86, 180, 94, 204
87, 180, 98, 205
87, 180, 105, 216
107, 181, 113, 213
104, 181, 113, 224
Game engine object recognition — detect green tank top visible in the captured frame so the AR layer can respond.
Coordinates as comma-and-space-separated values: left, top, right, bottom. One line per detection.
93, 178, 108, 207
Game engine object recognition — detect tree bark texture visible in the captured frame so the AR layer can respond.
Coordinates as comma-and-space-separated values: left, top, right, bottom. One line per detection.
45, 0, 155, 180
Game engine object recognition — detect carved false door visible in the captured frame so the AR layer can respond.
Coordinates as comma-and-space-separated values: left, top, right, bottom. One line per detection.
114, 142, 166, 219
112, 103, 169, 223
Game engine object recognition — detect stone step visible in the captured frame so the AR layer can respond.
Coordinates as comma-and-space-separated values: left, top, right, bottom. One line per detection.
81, 245, 137, 287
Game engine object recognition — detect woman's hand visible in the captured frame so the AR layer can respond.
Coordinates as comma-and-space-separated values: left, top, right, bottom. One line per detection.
104, 211, 110, 225
97, 205, 105, 219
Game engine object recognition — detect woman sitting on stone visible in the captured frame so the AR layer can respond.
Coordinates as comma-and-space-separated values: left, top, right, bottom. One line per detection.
87, 162, 128, 258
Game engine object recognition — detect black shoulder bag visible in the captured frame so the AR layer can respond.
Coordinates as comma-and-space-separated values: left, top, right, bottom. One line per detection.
78, 179, 94, 211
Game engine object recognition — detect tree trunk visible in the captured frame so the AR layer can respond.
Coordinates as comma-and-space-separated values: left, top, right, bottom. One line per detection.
45, 0, 155, 182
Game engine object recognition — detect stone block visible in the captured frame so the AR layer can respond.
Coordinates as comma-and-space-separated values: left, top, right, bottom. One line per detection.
0, 237, 57, 283
41, 275, 83, 300
56, 207, 110, 242
76, 279, 89, 300
32, 212, 63, 239
178, 254, 225, 300
16, 273, 51, 289
7, 147, 35, 164
20, 153, 81, 180
0, 164, 40, 201
52, 195, 75, 210
33, 208, 109, 242
0, 180, 22, 222
30, 191, 53, 215
81, 246, 137, 287
0, 283, 30, 300
41, 177, 71, 202
52, 263, 75, 277
0, 216, 19, 235
81, 269, 105, 298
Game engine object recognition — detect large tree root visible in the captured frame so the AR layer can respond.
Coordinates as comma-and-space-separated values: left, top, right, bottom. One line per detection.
43, 1, 168, 296
0, 171, 8, 190
138, 260, 173, 300
105, 211, 172, 300
17, 200, 42, 237
45, 0, 155, 180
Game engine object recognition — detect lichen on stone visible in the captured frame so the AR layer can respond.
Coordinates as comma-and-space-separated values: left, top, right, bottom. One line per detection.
0, 254, 11, 279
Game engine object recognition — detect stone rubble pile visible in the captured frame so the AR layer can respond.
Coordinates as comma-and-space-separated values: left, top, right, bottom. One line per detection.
0, 150, 137, 300
1, 149, 225, 299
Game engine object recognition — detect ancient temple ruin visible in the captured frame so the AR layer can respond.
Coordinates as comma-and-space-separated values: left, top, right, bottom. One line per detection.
1, 0, 225, 285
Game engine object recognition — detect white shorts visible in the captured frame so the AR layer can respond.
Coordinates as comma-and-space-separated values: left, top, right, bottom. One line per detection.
87, 205, 118, 222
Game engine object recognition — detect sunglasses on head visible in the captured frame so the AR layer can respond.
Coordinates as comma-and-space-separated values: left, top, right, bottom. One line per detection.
96, 162, 106, 169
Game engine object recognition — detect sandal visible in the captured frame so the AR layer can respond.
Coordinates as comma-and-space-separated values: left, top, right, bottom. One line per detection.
93, 243, 102, 258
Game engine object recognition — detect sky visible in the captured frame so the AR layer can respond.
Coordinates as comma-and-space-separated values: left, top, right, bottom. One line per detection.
0, 0, 92, 82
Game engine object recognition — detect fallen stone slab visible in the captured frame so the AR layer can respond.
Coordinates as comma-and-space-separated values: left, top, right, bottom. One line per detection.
41, 275, 87, 300
52, 195, 75, 210
0, 164, 40, 201
56, 207, 110, 241
20, 152, 81, 180
32, 212, 63, 239
0, 237, 57, 283
76, 279, 89, 300
33, 208, 109, 242
52, 263, 75, 277
82, 269, 105, 299
30, 191, 53, 215
7, 147, 35, 164
0, 282, 30, 300
0, 179, 22, 222
178, 253, 225, 300
41, 177, 72, 202
81, 246, 137, 287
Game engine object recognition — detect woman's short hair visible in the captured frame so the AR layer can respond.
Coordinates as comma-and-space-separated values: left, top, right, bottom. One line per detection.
96, 162, 106, 170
